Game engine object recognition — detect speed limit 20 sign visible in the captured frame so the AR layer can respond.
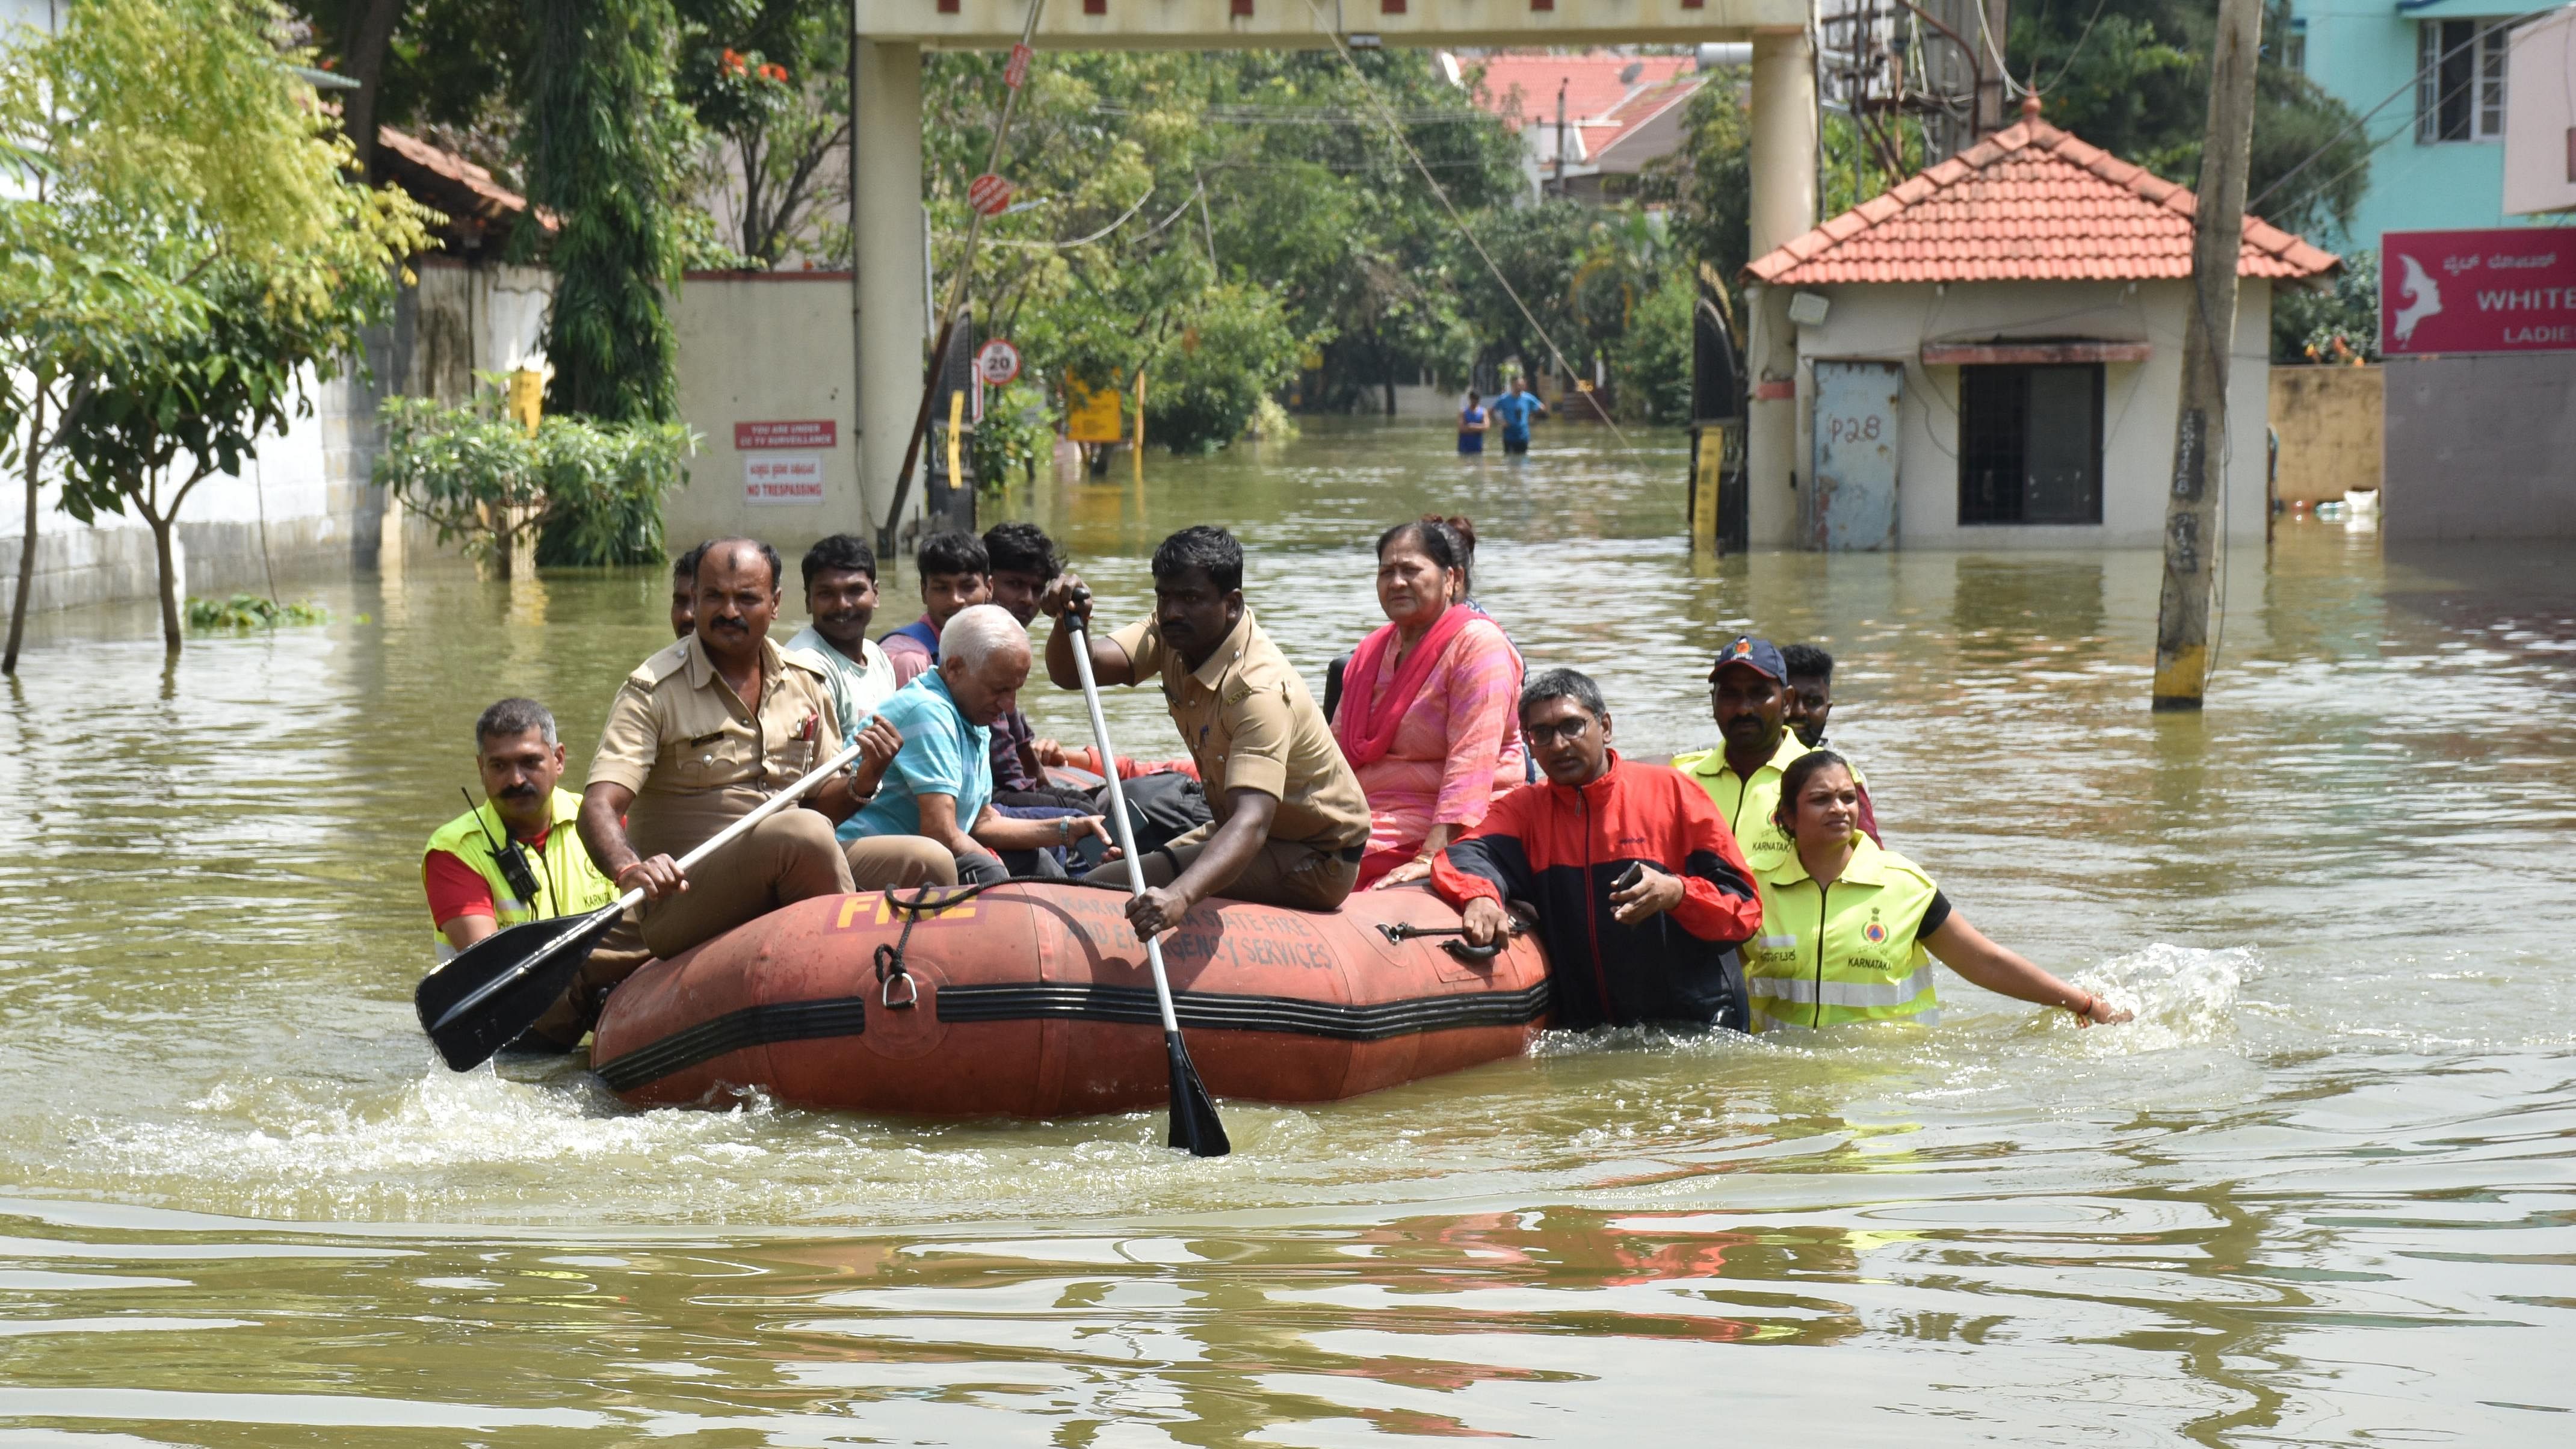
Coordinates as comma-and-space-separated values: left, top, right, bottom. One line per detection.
974, 339, 1022, 387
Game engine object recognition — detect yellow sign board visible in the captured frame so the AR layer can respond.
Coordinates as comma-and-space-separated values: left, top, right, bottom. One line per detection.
1064, 375, 1124, 444
505, 367, 544, 435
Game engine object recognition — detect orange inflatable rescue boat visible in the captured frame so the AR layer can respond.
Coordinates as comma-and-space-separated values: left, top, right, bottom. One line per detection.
588, 882, 1552, 1116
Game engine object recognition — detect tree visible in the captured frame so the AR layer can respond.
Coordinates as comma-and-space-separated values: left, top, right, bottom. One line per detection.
673, 0, 848, 267
520, 0, 687, 427
5, 0, 431, 656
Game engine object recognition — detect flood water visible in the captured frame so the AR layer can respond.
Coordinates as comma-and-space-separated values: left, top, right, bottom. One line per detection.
1, 418, 2572, 1444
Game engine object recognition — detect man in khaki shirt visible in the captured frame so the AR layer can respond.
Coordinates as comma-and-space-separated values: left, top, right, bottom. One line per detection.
529, 539, 949, 1048
1042, 525, 1371, 940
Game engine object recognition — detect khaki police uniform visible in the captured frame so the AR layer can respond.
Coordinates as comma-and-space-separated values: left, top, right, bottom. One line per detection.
1086, 607, 1371, 910
578, 633, 948, 977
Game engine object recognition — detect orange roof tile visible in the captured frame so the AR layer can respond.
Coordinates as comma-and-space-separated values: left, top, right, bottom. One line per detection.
1744, 113, 2338, 286
1462, 52, 1696, 132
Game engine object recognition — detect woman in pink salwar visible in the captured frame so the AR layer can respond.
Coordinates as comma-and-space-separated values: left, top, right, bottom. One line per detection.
1333, 517, 1525, 890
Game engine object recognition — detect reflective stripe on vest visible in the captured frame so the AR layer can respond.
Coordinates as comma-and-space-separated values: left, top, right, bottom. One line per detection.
1744, 836, 1943, 1030
423, 788, 616, 959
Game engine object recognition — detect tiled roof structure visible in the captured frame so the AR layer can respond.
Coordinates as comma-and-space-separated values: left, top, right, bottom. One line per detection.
1745, 108, 2339, 287
1464, 52, 1696, 137
377, 126, 555, 241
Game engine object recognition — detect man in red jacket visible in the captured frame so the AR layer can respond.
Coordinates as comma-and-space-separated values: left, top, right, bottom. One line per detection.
1432, 668, 1763, 1031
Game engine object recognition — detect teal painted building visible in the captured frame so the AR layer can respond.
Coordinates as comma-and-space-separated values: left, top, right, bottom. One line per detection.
2288, 0, 2541, 245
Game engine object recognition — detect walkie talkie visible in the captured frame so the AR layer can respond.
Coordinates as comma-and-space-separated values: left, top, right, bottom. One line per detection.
462, 788, 545, 907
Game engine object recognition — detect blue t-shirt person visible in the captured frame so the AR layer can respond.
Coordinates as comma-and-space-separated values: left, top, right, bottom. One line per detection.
841, 672, 992, 842
1457, 401, 1487, 455
1489, 389, 1544, 443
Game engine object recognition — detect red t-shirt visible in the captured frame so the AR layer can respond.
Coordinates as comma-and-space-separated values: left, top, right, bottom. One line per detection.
424, 824, 558, 925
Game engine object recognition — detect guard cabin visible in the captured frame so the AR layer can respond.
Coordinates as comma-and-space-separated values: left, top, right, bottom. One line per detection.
841, 0, 1823, 548
1737, 98, 2340, 551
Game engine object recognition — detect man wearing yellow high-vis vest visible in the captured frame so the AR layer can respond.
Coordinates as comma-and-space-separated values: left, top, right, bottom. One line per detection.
1743, 749, 2130, 1031
421, 699, 619, 962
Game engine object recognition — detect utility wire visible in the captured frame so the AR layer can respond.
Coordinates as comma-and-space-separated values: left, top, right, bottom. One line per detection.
1293, 0, 1636, 449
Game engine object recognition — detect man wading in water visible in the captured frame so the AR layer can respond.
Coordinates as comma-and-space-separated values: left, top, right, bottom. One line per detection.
1672, 635, 1876, 865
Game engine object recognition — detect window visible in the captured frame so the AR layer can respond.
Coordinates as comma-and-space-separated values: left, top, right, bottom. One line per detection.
2417, 20, 2509, 144
1958, 365, 2102, 526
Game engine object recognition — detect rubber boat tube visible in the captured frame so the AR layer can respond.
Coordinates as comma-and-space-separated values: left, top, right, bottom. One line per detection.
588, 882, 1551, 1116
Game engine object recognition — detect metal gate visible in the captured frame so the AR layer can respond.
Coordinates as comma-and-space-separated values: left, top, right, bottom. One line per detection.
1808, 360, 1904, 551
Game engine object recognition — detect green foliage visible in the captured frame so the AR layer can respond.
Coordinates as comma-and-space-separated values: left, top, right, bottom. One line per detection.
2273, 250, 2379, 364
971, 379, 1052, 488
673, 0, 848, 265
2009, 0, 2369, 239
1614, 271, 1696, 424
520, 0, 688, 424
925, 48, 1522, 433
8, 0, 434, 652
375, 374, 700, 566
187, 593, 329, 629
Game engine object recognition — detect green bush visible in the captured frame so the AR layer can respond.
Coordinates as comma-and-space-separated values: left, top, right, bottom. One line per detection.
971, 378, 1053, 489
375, 374, 699, 568
1613, 271, 1696, 424
1143, 285, 1306, 454
185, 594, 328, 629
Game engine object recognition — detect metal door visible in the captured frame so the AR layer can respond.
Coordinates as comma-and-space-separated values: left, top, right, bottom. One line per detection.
1808, 361, 1904, 551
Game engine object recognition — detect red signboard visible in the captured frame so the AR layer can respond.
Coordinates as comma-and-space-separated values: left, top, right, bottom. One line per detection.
975, 338, 1022, 387
1005, 43, 1031, 90
734, 419, 836, 450
967, 173, 1014, 217
2381, 229, 2576, 356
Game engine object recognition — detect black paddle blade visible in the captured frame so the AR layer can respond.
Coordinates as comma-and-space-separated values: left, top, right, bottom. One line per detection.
1163, 1030, 1231, 1157
413, 906, 622, 1072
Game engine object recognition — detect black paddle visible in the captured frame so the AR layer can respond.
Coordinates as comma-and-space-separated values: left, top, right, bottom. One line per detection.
1060, 589, 1229, 1157
415, 737, 865, 1072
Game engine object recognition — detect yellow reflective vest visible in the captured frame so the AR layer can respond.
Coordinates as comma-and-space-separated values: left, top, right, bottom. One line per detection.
421, 788, 616, 960
1743, 833, 1944, 1030
1672, 730, 1809, 868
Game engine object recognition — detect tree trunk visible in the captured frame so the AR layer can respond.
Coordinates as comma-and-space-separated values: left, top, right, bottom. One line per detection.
3, 392, 41, 675
338, 0, 406, 176
146, 507, 182, 654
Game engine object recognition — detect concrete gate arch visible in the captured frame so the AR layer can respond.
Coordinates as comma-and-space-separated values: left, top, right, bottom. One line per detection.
848, 0, 1818, 537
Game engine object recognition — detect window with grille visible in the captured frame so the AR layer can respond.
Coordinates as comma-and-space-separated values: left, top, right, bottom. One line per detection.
1958, 365, 2103, 526
2418, 19, 2510, 144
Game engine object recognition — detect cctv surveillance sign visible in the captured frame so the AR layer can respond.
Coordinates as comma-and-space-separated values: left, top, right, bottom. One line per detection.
2381, 229, 2576, 356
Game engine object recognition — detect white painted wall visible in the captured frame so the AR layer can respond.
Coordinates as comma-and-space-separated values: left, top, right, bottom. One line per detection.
666, 273, 866, 555
1777, 278, 2273, 550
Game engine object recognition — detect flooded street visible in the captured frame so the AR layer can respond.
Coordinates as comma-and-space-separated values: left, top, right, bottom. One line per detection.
1, 418, 2572, 1444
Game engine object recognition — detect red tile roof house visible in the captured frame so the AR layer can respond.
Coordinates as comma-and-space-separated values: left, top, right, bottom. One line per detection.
1442, 52, 1707, 203
1740, 104, 2339, 551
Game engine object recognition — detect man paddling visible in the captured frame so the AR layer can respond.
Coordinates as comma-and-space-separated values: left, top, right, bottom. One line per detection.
525, 540, 942, 1049
880, 529, 993, 688
1041, 525, 1373, 936
422, 698, 617, 962
1672, 635, 1875, 866
1433, 669, 1761, 1030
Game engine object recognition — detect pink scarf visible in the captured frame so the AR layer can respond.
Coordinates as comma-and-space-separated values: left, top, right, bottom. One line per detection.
1335, 603, 1472, 768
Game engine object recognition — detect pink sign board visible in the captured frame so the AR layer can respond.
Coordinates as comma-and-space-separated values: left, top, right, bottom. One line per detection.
2381, 229, 2576, 356
734, 419, 836, 450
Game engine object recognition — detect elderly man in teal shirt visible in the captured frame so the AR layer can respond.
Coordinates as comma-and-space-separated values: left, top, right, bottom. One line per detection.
843, 604, 1107, 884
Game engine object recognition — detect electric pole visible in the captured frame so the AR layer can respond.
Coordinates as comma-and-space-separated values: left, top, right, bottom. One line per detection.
2151, 0, 2263, 711
1554, 79, 1568, 198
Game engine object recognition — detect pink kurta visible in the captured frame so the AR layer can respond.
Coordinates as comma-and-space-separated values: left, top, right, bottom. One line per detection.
1343, 616, 1525, 860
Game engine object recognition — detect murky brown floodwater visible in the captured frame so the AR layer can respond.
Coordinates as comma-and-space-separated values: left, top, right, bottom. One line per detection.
1, 418, 2571, 1444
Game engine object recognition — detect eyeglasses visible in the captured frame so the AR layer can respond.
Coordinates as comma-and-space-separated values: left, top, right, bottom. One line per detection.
1523, 718, 1595, 747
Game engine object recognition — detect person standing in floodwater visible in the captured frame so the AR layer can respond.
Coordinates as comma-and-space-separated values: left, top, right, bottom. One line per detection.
1457, 391, 1490, 456
1489, 376, 1546, 457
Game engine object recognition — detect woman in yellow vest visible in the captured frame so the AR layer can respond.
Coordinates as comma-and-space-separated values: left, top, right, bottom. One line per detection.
1742, 750, 2130, 1031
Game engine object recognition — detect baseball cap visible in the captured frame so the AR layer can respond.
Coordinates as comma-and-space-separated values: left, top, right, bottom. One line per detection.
1708, 635, 1787, 683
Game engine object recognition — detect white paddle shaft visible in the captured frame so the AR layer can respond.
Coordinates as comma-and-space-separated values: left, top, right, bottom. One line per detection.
1063, 608, 1185, 1037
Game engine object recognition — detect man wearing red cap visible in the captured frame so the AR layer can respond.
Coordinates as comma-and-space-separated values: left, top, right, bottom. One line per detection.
1673, 635, 1874, 867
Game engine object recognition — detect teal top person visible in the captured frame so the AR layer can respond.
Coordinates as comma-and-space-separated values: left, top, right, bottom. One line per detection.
1457, 391, 1489, 456
1489, 377, 1546, 456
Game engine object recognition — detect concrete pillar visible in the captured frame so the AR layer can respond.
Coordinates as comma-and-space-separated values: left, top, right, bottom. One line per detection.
853, 40, 926, 554
1744, 29, 1818, 551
